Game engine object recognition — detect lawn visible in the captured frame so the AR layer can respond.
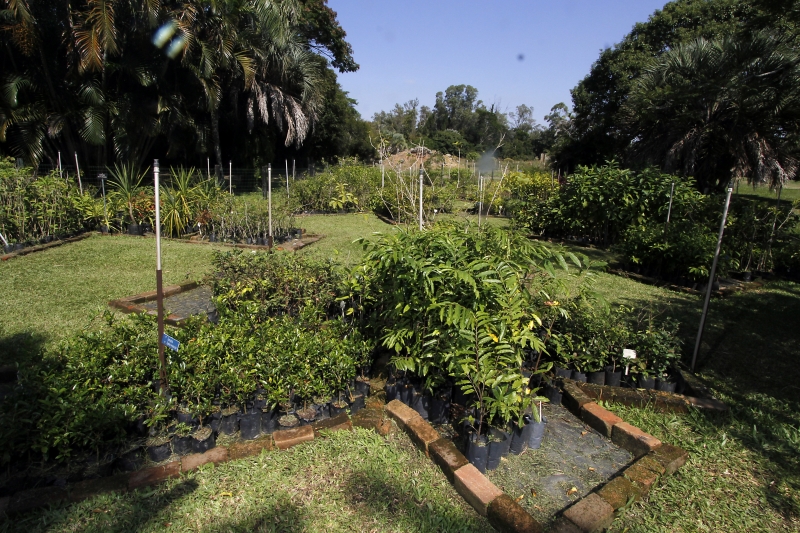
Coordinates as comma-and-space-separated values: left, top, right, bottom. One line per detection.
2, 216, 798, 531
2, 428, 492, 533
0, 235, 227, 368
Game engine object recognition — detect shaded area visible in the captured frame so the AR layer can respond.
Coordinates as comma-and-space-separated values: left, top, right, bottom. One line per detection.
486, 404, 632, 528
140, 285, 216, 323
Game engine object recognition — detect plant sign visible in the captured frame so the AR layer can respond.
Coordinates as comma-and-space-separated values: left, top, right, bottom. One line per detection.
162, 333, 180, 352
623, 348, 636, 375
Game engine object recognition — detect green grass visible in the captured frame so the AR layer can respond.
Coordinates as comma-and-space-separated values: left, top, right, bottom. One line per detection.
3, 216, 799, 531
0, 234, 227, 368
1, 428, 492, 533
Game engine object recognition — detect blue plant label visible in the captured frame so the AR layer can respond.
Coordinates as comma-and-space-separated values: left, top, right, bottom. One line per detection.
162, 333, 180, 352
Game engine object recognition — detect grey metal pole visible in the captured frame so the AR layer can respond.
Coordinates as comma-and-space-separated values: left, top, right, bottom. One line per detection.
74, 152, 83, 194
228, 160, 232, 195
419, 167, 424, 230
100, 173, 107, 229
154, 159, 168, 395
691, 184, 734, 371
285, 159, 289, 198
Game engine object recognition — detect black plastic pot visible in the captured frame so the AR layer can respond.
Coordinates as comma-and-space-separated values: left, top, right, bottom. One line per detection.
192, 427, 216, 453
329, 401, 348, 417
210, 409, 222, 433
554, 366, 572, 379
742, 271, 752, 282
528, 417, 547, 450
587, 371, 605, 386
656, 379, 677, 393
410, 391, 430, 420
2, 244, 13, 254
636, 375, 656, 390
572, 371, 587, 383
509, 415, 534, 455
430, 388, 452, 424
296, 407, 317, 426
127, 223, 142, 236
354, 378, 371, 397
172, 435, 194, 456
464, 432, 489, 473
261, 408, 279, 433
486, 428, 510, 471
147, 440, 172, 462
384, 378, 398, 402
115, 448, 144, 472
13, 243, 24, 251
544, 385, 562, 406
278, 413, 299, 429
176, 409, 199, 429
100, 225, 110, 234
399, 382, 414, 406
605, 367, 623, 387
239, 411, 261, 440
348, 394, 366, 414
219, 409, 240, 435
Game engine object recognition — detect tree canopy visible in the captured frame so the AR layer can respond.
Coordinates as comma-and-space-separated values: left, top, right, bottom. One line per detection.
0, 0, 366, 169
555, 0, 800, 189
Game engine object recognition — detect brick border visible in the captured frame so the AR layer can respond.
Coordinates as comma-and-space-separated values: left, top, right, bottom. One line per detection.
384, 389, 690, 533
569, 379, 728, 414
0, 412, 356, 517
1, 232, 92, 261
1, 392, 690, 533
108, 281, 202, 326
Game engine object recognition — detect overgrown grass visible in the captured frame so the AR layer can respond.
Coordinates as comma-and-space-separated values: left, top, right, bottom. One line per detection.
0, 235, 226, 368
2, 428, 491, 533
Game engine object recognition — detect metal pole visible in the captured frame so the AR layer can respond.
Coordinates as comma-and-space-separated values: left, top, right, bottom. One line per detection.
228, 160, 232, 195
74, 152, 83, 194
478, 175, 483, 228
154, 159, 168, 395
100, 174, 107, 229
58, 152, 63, 180
268, 164, 273, 249
207, 158, 210, 180
292, 159, 295, 181
261, 166, 267, 200
419, 167, 424, 230
691, 184, 734, 371
285, 159, 289, 198
665, 182, 675, 234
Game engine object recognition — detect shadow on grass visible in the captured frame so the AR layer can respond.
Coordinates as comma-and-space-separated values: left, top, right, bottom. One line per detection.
0, 330, 47, 369
616, 279, 800, 519
343, 465, 489, 533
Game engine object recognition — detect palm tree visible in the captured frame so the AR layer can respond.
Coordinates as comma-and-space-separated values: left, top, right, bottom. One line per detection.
623, 31, 800, 191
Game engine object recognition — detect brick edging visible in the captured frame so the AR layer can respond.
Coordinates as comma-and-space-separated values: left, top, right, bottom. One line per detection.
1, 412, 356, 517
566, 379, 728, 413
108, 280, 201, 325
1, 233, 92, 261
385, 392, 690, 533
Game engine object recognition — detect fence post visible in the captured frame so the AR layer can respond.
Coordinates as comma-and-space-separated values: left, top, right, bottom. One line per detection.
262, 166, 267, 200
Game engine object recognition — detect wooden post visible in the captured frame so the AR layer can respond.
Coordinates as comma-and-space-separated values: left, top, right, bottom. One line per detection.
153, 159, 168, 395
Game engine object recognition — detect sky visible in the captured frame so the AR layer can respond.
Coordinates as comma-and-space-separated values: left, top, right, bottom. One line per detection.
330, 0, 670, 125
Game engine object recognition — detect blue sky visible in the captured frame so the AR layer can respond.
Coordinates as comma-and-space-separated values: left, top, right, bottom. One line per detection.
330, 0, 670, 125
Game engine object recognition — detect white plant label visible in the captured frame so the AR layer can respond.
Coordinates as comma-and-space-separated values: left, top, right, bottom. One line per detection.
623, 349, 637, 359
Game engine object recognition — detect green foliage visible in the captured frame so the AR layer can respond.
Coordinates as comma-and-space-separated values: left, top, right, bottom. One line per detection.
291, 162, 380, 213
212, 249, 344, 319
356, 222, 583, 431
0, 158, 88, 243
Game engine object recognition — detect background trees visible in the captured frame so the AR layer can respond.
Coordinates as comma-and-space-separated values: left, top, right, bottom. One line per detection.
0, 0, 372, 169
553, 0, 800, 190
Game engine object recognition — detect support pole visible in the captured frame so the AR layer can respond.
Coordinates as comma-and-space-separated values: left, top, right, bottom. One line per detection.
285, 159, 289, 198
692, 184, 734, 372
58, 152, 63, 180
268, 164, 273, 249
74, 152, 83, 194
419, 167, 424, 230
154, 159, 168, 395
478, 175, 483, 228
292, 159, 295, 181
207, 158, 210, 180
665, 182, 675, 234
228, 160, 232, 195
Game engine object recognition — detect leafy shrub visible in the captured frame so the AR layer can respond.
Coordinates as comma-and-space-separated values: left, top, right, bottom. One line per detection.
291, 162, 380, 213
356, 222, 583, 433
